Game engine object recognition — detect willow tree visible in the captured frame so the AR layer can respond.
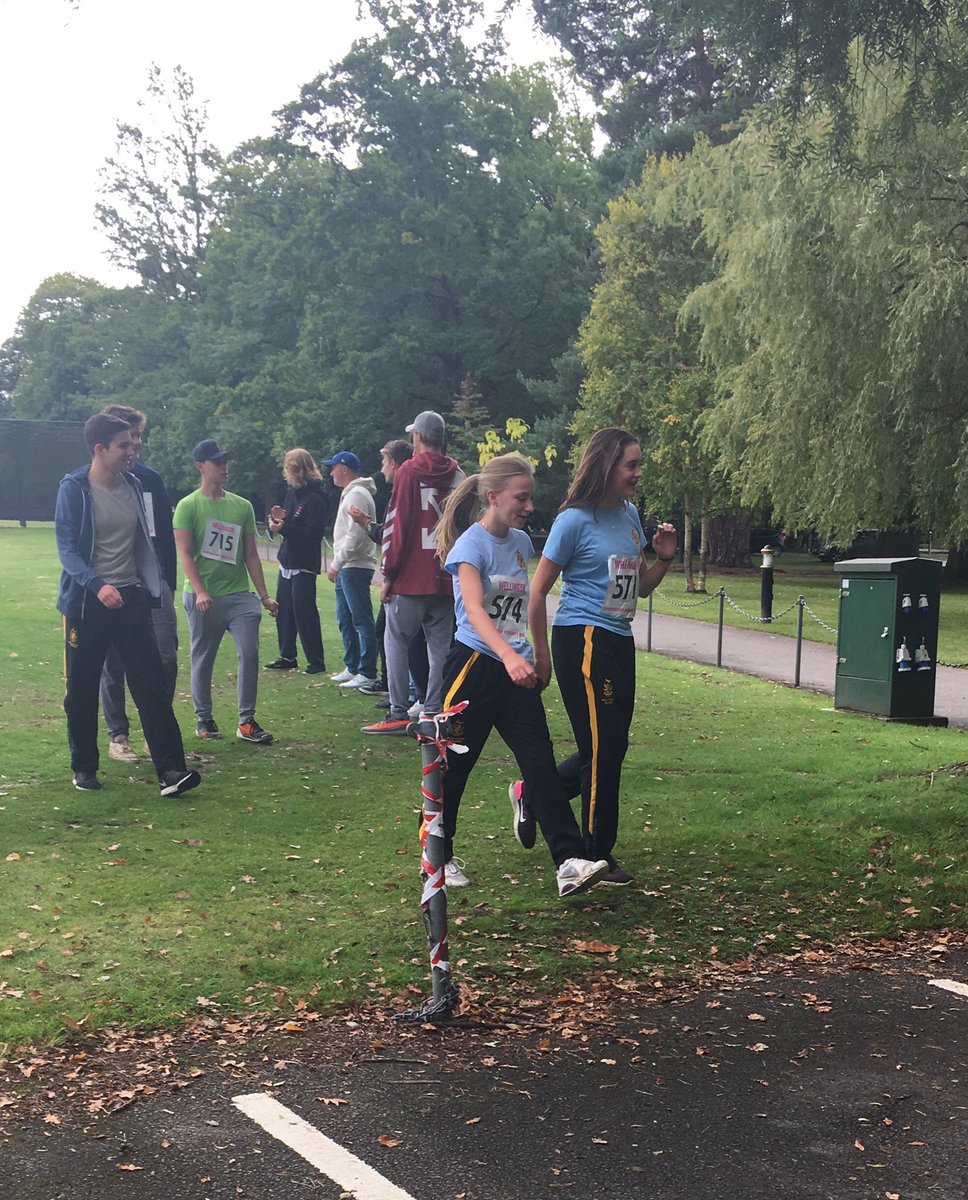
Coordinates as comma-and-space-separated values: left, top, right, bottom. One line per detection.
677, 41, 968, 571
576, 155, 730, 587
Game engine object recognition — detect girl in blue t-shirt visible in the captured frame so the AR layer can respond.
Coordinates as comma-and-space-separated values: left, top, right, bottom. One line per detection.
528, 428, 677, 885
433, 453, 610, 899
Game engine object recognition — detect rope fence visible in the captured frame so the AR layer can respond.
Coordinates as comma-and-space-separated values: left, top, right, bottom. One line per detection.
645, 585, 965, 685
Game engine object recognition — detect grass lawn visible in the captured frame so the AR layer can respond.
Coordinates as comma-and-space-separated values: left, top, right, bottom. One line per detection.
1, 523, 967, 1051
648, 551, 968, 665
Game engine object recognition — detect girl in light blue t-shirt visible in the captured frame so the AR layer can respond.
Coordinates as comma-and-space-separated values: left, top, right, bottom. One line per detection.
432, 454, 611, 899
529, 428, 677, 884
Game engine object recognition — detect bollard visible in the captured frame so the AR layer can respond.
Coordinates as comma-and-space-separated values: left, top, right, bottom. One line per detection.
794, 595, 804, 688
716, 587, 725, 668
393, 702, 468, 1024
760, 545, 774, 623
647, 590, 653, 652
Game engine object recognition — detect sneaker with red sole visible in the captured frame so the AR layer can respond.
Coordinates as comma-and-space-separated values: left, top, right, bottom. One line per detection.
361, 719, 411, 736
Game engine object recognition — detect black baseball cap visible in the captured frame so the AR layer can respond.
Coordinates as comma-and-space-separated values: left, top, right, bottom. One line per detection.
192, 438, 231, 463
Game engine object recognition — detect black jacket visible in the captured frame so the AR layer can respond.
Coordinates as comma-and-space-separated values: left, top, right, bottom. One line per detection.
275, 480, 328, 573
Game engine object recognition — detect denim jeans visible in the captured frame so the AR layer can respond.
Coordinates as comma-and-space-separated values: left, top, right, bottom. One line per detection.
335, 567, 376, 678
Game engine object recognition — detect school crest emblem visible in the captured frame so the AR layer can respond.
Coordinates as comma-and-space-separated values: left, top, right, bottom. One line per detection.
68, 626, 79, 648
602, 677, 614, 704
516, 551, 527, 570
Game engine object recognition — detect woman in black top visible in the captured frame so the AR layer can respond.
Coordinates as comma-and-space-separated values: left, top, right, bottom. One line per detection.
265, 448, 329, 674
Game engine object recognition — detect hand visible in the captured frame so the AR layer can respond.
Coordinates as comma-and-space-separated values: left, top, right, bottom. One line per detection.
651, 522, 678, 561
269, 505, 285, 521
267, 517, 283, 534
503, 650, 538, 688
262, 595, 279, 617
380, 580, 391, 604
326, 565, 339, 583
533, 650, 552, 689
347, 504, 369, 529
97, 584, 124, 609
195, 590, 213, 613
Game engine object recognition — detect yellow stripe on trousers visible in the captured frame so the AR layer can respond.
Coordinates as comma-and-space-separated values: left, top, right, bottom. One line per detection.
443, 651, 480, 710
581, 626, 599, 836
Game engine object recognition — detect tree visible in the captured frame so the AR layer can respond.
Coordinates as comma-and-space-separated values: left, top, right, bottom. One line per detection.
96, 65, 223, 300
2, 275, 123, 421
676, 38, 968, 565
574, 155, 734, 582
532, 0, 965, 154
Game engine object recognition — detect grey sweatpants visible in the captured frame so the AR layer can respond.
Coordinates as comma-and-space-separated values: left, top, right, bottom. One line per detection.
384, 592, 453, 719
184, 591, 262, 724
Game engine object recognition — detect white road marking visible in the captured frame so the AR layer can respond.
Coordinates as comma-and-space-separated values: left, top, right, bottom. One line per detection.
233, 1092, 418, 1200
928, 978, 968, 999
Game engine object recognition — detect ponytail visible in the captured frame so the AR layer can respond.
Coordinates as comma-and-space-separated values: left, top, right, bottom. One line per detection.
435, 474, 484, 564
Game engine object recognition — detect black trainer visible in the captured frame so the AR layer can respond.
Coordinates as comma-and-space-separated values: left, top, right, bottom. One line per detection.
265, 658, 298, 670
358, 679, 389, 696
160, 769, 202, 797
237, 719, 273, 744
304, 663, 326, 675
196, 719, 223, 740
72, 771, 102, 791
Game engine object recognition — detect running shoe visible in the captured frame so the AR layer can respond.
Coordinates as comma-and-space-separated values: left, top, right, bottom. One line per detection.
358, 680, 389, 696
237, 720, 273, 744
196, 719, 223, 740
340, 673, 378, 689
330, 668, 354, 682
556, 857, 610, 897
445, 859, 470, 887
264, 657, 297, 670
508, 780, 537, 849
72, 771, 102, 791
304, 663, 326, 675
160, 769, 202, 797
361, 719, 411, 736
108, 735, 138, 764
600, 866, 635, 886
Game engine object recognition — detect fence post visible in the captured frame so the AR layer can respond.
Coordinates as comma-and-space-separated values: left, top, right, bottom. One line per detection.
647, 589, 653, 652
794, 595, 804, 688
760, 545, 775, 623
717, 587, 725, 668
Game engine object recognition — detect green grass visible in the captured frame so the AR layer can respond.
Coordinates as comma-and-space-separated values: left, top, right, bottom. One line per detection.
647, 551, 968, 664
1, 523, 967, 1050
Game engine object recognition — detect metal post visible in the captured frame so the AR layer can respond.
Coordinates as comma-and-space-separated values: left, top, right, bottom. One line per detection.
717, 587, 725, 668
794, 595, 804, 688
394, 704, 467, 1024
647, 589, 653, 652
760, 545, 774, 623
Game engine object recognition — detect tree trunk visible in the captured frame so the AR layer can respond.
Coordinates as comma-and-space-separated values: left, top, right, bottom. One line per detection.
682, 501, 695, 592
697, 494, 710, 592
943, 543, 968, 585
709, 511, 752, 567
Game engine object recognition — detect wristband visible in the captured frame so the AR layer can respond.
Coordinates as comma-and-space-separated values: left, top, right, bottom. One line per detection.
655, 553, 675, 563
260, 594, 270, 602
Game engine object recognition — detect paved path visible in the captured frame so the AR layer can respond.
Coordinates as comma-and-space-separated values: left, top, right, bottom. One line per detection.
633, 605, 968, 729
257, 535, 968, 729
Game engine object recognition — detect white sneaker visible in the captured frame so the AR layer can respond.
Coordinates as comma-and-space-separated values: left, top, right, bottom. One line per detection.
108, 736, 138, 764
330, 668, 354, 682
445, 859, 470, 887
340, 673, 377, 690
408, 700, 424, 718
556, 857, 610, 898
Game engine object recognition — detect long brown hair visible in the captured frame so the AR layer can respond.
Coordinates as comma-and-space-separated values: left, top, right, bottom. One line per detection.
559, 428, 640, 512
283, 448, 323, 488
435, 453, 534, 563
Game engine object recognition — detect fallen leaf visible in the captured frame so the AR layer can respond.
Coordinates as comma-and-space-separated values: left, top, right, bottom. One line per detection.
465, 1117, 481, 1125
115, 1164, 144, 1172
315, 1097, 348, 1106
569, 939, 620, 956
378, 1135, 402, 1148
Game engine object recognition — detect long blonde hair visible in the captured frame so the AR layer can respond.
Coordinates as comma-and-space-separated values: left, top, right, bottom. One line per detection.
435, 452, 534, 563
284, 448, 323, 488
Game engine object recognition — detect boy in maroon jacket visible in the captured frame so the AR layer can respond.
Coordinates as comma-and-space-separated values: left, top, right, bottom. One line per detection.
362, 411, 461, 735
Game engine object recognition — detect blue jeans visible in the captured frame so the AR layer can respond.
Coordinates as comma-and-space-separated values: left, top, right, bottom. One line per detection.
335, 568, 376, 678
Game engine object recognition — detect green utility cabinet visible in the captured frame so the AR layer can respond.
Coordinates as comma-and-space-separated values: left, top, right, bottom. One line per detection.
833, 557, 945, 723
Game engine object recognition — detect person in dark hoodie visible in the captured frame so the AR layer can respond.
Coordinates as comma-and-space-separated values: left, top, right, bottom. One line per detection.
362, 410, 461, 735
54, 411, 201, 797
264, 448, 328, 675
97, 404, 179, 766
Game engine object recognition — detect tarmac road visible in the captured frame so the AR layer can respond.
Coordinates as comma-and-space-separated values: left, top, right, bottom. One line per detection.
4, 946, 967, 1199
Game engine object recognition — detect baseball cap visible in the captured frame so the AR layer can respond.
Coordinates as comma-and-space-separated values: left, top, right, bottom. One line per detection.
405, 410, 446, 440
321, 450, 361, 471
192, 438, 230, 462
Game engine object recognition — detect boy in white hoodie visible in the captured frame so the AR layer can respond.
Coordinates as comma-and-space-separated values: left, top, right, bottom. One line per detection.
323, 451, 378, 688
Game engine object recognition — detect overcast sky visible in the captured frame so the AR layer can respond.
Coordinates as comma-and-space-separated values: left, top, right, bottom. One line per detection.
0, 0, 557, 343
